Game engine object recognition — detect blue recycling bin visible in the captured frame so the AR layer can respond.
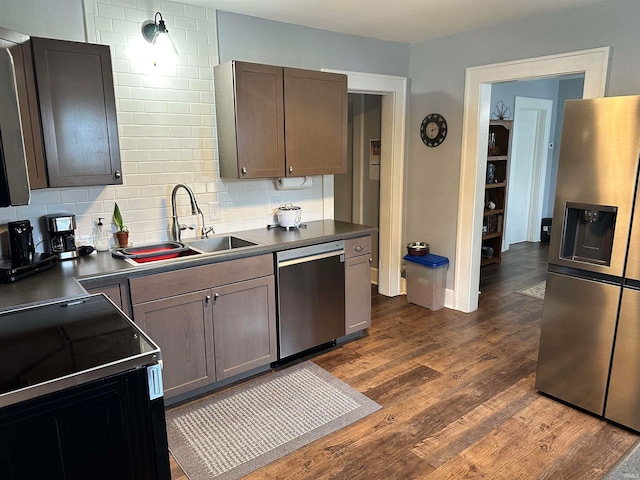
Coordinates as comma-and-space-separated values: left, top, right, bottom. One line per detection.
404, 253, 449, 310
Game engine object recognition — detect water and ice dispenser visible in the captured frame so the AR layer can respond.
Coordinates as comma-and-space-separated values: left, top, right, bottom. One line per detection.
560, 202, 617, 266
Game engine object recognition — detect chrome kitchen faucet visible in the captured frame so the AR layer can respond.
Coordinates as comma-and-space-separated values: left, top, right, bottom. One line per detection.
171, 184, 214, 241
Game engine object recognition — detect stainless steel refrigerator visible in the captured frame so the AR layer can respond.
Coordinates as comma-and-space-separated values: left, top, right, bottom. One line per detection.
535, 95, 640, 430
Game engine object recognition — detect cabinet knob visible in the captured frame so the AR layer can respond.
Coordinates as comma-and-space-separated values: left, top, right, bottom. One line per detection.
354, 245, 363, 252
114, 170, 122, 179
205, 295, 211, 303
241, 167, 247, 175
288, 166, 293, 174
213, 293, 220, 301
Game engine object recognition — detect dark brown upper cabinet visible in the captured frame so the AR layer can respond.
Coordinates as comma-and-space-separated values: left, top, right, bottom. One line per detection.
30, 37, 122, 187
214, 61, 347, 179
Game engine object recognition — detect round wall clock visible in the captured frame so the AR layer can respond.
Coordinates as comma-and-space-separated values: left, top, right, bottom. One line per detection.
420, 113, 447, 147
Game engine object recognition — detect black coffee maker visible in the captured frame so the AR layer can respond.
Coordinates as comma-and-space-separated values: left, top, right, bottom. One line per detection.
45, 214, 79, 260
8, 220, 35, 261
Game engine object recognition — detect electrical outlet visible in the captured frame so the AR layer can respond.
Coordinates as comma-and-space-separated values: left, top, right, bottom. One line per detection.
210, 202, 221, 221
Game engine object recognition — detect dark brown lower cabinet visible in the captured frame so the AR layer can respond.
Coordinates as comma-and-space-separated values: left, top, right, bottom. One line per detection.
345, 236, 372, 334
212, 276, 277, 380
0, 368, 170, 480
129, 255, 277, 401
133, 290, 215, 399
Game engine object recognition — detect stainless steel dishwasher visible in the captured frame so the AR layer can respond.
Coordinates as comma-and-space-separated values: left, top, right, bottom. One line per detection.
276, 240, 345, 360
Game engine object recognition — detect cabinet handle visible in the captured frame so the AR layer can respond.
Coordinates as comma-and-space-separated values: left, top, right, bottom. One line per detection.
114, 170, 122, 179
288, 166, 293, 174
354, 245, 363, 252
213, 293, 220, 301
369, 258, 373, 264
205, 295, 211, 303
241, 167, 247, 175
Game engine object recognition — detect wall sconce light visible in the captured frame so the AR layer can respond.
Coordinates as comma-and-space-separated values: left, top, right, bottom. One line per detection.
141, 12, 178, 57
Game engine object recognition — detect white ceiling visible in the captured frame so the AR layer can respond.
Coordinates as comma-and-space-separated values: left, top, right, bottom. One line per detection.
189, 0, 609, 43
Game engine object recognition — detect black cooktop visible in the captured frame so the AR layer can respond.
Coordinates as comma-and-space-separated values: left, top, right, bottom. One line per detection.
0, 295, 160, 407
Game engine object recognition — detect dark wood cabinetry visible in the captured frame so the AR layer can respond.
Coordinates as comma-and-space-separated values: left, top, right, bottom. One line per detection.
83, 279, 131, 317
0, 368, 169, 480
212, 276, 276, 380
482, 120, 512, 266
214, 60, 347, 179
129, 255, 277, 401
133, 290, 215, 398
345, 235, 372, 334
30, 37, 122, 187
0, 27, 121, 190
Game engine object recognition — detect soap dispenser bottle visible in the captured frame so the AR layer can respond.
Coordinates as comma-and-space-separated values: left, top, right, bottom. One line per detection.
93, 217, 110, 252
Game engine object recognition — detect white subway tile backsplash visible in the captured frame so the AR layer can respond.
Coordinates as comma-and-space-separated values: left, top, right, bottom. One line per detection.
97, 3, 126, 20
118, 99, 145, 112
188, 78, 210, 92
126, 7, 153, 23
117, 72, 144, 87
130, 87, 157, 100
178, 90, 200, 103
94, 16, 113, 32
165, 77, 189, 90
60, 190, 90, 203
114, 85, 132, 98
155, 89, 180, 102
111, 18, 139, 35
99, 30, 129, 47
184, 4, 207, 19
173, 15, 197, 30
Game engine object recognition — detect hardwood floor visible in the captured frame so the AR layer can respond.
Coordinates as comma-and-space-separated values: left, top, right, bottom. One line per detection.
169, 242, 638, 479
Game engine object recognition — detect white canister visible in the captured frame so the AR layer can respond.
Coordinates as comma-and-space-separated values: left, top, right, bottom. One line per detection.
276, 203, 302, 228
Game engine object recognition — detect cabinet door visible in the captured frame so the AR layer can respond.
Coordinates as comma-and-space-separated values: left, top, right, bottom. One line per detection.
212, 276, 277, 380
215, 61, 285, 179
133, 291, 214, 398
84, 281, 131, 317
345, 254, 372, 334
31, 37, 122, 187
283, 68, 347, 176
0, 369, 164, 480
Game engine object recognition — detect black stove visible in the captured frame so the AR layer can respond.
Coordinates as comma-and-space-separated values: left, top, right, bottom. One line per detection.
0, 252, 58, 283
0, 294, 159, 407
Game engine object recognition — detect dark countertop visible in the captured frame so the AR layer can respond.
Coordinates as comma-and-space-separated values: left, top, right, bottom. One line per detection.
0, 220, 376, 313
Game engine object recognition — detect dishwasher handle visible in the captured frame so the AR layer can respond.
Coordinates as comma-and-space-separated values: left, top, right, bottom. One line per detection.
277, 249, 344, 268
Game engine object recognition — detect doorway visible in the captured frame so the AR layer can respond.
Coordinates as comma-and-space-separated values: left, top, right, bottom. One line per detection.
322, 69, 407, 297
504, 96, 553, 249
335, 94, 381, 280
454, 47, 610, 313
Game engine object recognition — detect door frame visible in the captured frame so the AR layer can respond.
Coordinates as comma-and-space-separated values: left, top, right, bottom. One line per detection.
455, 47, 610, 313
504, 96, 554, 249
322, 70, 407, 297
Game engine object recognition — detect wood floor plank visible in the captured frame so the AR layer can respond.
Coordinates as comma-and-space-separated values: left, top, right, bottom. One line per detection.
170, 242, 638, 479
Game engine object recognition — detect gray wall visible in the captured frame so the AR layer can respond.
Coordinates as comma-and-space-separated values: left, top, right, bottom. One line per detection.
216, 11, 410, 76
406, 0, 640, 287
546, 78, 585, 218
0, 0, 85, 40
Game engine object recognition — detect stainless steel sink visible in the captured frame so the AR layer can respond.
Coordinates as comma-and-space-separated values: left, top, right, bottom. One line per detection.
184, 235, 258, 254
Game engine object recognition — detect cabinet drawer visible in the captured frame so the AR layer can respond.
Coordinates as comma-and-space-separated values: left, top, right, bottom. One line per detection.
345, 236, 372, 258
130, 254, 273, 304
